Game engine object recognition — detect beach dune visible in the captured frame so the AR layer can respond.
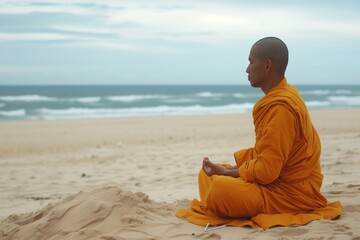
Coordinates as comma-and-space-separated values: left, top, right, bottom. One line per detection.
1, 186, 193, 240
1, 109, 360, 239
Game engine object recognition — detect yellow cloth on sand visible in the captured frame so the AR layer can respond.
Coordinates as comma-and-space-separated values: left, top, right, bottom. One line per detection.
176, 78, 342, 229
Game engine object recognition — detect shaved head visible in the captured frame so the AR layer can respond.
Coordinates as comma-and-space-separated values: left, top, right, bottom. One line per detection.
252, 37, 289, 75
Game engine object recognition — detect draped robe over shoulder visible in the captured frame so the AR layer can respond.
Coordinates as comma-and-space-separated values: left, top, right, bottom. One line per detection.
176, 78, 342, 229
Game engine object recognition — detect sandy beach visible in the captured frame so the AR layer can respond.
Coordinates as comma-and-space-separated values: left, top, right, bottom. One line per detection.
1, 109, 360, 240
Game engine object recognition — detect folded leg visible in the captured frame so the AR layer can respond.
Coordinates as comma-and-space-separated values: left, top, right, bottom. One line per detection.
198, 169, 263, 218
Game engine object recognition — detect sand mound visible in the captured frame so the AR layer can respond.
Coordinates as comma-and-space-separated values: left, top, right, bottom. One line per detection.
0, 186, 199, 240
3, 185, 359, 240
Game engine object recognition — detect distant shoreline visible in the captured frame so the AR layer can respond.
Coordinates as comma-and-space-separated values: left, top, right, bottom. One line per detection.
1, 84, 360, 121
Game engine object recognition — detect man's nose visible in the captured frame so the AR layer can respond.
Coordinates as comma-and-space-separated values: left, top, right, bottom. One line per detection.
246, 65, 249, 73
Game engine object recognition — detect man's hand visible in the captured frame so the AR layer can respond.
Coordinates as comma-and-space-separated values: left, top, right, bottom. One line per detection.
202, 157, 240, 178
202, 157, 227, 176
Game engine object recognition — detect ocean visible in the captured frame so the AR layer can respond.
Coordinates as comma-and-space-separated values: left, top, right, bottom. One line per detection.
0, 85, 360, 121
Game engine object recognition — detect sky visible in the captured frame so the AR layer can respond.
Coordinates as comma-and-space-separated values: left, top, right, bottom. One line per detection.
0, 0, 359, 85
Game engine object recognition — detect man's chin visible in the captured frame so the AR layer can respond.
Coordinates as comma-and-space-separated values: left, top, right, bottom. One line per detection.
250, 81, 260, 88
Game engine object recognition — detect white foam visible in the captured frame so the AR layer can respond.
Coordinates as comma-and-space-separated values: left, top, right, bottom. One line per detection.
162, 98, 197, 103
300, 90, 330, 95
301, 89, 354, 96
233, 93, 245, 98
195, 92, 223, 97
70, 97, 101, 103
305, 101, 331, 107
0, 109, 26, 117
106, 95, 169, 102
35, 103, 255, 120
0, 95, 57, 102
328, 96, 360, 105
334, 90, 352, 94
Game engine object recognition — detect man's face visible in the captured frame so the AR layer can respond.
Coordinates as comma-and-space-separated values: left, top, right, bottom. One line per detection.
246, 46, 266, 88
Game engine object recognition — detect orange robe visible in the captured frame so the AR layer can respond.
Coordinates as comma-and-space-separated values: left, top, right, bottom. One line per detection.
176, 78, 342, 229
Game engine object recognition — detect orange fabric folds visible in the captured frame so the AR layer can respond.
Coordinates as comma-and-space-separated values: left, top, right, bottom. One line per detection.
176, 78, 342, 229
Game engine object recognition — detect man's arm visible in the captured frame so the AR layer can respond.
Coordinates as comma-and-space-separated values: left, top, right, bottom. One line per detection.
239, 106, 296, 184
234, 147, 256, 166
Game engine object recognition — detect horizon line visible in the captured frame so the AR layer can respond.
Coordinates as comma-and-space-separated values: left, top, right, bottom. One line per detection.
1, 83, 360, 87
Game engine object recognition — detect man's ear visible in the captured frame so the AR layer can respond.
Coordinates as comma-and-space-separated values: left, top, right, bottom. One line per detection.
265, 58, 272, 69
265, 59, 272, 71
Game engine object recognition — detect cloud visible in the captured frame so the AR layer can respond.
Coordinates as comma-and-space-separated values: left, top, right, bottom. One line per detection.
102, 2, 360, 44
0, 65, 45, 73
0, 32, 87, 41
0, 1, 359, 51
50, 25, 114, 34
0, 2, 89, 15
64, 39, 183, 53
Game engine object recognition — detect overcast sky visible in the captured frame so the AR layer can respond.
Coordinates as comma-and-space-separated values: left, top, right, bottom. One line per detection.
0, 0, 359, 85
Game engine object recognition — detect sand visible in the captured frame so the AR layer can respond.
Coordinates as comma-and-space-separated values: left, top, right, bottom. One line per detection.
0, 109, 359, 240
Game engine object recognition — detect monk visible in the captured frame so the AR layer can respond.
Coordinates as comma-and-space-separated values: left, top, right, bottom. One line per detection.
176, 37, 342, 229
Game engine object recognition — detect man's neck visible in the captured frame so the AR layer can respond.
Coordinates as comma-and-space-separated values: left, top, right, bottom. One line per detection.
261, 75, 284, 95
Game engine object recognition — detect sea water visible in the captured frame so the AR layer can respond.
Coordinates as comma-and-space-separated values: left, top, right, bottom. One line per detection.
0, 85, 359, 121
